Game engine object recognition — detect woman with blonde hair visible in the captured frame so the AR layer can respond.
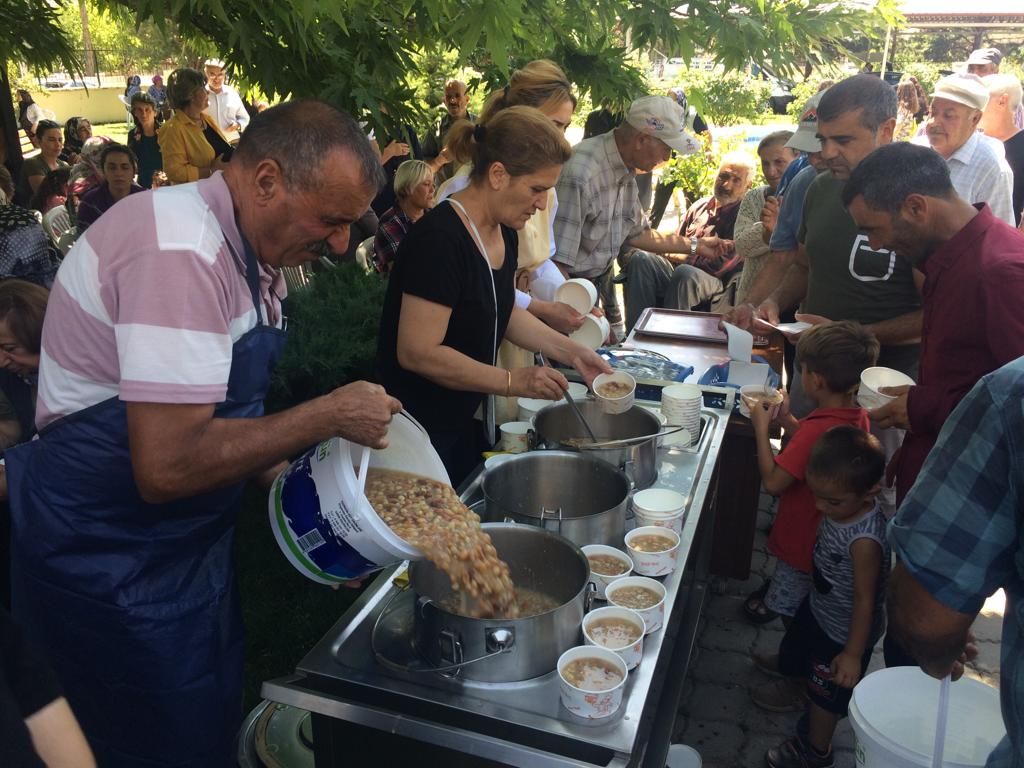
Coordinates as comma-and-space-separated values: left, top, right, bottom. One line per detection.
373, 159, 434, 273
437, 60, 585, 421
377, 106, 611, 484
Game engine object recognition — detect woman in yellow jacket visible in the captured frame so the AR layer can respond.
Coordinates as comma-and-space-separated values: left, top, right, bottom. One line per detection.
158, 68, 233, 184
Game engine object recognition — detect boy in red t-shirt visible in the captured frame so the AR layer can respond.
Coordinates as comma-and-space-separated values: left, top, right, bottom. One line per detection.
745, 321, 879, 712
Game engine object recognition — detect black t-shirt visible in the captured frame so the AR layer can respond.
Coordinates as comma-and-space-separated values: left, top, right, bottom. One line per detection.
0, 608, 64, 768
1005, 131, 1024, 227
377, 202, 517, 435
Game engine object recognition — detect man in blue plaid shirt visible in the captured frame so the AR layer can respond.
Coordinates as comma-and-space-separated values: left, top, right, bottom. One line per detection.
888, 356, 1024, 766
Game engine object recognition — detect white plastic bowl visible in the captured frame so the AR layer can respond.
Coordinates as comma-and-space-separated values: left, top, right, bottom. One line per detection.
625, 526, 681, 577
582, 606, 646, 671
632, 488, 686, 534
593, 371, 636, 414
570, 314, 610, 350
858, 366, 916, 410
557, 645, 628, 719
582, 544, 634, 599
738, 385, 784, 420
554, 278, 598, 315
606, 576, 667, 634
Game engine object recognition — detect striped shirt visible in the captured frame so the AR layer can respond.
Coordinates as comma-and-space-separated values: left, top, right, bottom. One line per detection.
809, 503, 890, 647
553, 132, 648, 279
890, 357, 1024, 768
36, 173, 285, 430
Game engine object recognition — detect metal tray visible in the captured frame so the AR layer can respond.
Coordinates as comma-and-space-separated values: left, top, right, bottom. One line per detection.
632, 308, 768, 346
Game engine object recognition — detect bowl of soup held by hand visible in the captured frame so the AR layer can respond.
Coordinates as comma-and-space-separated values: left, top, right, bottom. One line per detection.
738, 385, 784, 420
592, 372, 636, 415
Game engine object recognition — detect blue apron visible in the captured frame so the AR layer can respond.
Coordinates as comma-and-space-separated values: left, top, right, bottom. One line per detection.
7, 237, 286, 766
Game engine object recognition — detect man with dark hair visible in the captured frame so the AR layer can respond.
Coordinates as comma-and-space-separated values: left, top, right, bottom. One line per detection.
4, 100, 401, 766
842, 141, 1024, 504
727, 75, 921, 416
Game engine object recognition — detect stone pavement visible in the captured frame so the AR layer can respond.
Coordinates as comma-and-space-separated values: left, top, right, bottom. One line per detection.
672, 489, 1005, 768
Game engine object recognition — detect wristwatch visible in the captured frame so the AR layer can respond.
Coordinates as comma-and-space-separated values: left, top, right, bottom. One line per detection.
689, 236, 698, 259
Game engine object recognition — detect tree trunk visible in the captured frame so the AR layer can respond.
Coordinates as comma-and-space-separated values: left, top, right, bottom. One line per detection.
79, 0, 95, 77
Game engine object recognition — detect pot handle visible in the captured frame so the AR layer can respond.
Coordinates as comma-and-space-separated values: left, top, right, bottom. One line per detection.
527, 427, 538, 451
584, 581, 597, 613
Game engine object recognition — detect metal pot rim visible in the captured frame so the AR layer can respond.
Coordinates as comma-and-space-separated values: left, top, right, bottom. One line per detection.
409, 522, 590, 621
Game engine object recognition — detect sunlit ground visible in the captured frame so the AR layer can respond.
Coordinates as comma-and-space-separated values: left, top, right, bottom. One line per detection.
982, 588, 1006, 618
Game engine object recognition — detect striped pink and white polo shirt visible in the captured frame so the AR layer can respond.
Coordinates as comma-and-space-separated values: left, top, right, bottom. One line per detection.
37, 173, 286, 431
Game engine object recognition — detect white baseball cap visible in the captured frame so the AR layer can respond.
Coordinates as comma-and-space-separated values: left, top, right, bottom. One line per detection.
785, 91, 825, 153
625, 95, 700, 155
932, 73, 990, 112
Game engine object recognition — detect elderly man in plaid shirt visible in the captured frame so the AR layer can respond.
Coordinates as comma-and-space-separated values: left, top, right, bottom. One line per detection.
887, 356, 1024, 767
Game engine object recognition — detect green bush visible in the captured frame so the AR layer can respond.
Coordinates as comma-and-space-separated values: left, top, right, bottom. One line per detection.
670, 69, 771, 127
898, 62, 942, 99
266, 263, 387, 413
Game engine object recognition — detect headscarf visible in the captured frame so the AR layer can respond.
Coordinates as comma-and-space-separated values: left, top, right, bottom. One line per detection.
63, 117, 87, 157
668, 88, 688, 115
69, 136, 111, 198
125, 74, 142, 100
0, 204, 42, 234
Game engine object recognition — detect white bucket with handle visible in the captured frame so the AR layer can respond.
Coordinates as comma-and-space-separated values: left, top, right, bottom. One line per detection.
269, 410, 450, 584
849, 667, 1005, 767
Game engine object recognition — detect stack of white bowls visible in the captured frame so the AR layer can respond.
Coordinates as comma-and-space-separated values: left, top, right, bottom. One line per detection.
660, 383, 702, 447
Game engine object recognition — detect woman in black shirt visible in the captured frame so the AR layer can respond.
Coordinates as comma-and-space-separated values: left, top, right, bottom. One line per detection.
377, 106, 610, 484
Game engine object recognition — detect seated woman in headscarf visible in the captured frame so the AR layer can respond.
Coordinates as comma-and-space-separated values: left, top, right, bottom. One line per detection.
158, 67, 232, 184
377, 106, 612, 485
59, 117, 92, 165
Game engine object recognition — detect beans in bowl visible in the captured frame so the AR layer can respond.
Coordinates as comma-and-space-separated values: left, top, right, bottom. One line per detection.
596, 381, 633, 398
628, 534, 676, 553
365, 468, 523, 618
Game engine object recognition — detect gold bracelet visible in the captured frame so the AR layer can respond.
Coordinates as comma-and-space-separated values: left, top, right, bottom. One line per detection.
505, 368, 512, 397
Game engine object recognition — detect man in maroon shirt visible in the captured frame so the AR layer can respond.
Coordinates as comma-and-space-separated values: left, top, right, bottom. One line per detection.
843, 142, 1024, 503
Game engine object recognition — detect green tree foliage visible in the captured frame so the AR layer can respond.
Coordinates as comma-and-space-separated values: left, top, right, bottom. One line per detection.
58, 2, 204, 78
671, 69, 772, 126
99, 0, 898, 137
2, 1, 81, 77
267, 263, 388, 412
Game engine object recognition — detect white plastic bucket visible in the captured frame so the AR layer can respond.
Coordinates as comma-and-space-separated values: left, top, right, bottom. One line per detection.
667, 744, 702, 768
268, 411, 450, 584
849, 667, 1006, 767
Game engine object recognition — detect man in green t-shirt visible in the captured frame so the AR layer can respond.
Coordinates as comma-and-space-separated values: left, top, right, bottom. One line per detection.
727, 74, 922, 409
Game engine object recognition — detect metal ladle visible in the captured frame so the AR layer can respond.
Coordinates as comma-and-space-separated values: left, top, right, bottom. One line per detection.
537, 351, 598, 444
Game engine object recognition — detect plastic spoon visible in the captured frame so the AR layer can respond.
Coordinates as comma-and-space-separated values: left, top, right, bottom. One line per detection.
932, 674, 951, 768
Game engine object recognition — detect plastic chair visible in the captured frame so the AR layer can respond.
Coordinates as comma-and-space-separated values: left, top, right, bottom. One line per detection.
354, 236, 375, 273
42, 206, 72, 245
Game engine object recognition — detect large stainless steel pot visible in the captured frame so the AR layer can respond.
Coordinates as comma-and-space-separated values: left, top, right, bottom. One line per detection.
480, 451, 627, 547
409, 523, 592, 682
532, 401, 660, 489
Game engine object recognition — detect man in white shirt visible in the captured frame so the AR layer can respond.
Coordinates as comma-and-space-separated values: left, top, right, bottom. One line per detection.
203, 57, 250, 137
914, 73, 1015, 225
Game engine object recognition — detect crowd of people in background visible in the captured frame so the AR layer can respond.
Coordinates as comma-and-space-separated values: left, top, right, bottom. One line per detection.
1, 44, 1024, 768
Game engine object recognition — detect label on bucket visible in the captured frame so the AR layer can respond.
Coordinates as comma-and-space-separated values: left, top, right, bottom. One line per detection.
271, 442, 380, 583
